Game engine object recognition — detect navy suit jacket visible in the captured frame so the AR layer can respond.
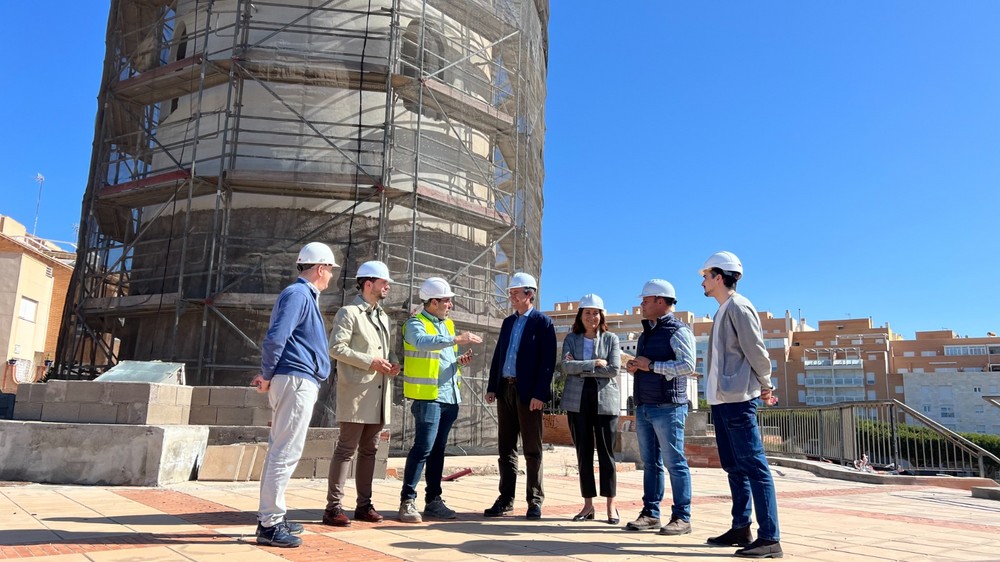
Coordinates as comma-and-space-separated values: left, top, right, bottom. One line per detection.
488, 309, 557, 403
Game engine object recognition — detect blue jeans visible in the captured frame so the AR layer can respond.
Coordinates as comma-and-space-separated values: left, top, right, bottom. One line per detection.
636, 403, 691, 521
711, 399, 780, 541
401, 400, 459, 502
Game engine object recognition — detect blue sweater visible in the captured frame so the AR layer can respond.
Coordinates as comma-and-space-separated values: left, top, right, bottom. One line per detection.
260, 278, 331, 385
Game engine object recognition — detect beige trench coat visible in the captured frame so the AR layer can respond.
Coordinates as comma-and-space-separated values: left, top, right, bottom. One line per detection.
329, 295, 397, 424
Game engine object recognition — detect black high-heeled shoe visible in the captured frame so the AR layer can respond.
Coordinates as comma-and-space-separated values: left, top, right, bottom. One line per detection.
572, 508, 595, 521
607, 508, 620, 525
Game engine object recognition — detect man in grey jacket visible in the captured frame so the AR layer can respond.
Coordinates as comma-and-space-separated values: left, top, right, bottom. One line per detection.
700, 251, 783, 559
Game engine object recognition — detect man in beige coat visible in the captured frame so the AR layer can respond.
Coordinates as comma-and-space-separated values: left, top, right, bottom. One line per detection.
323, 260, 400, 527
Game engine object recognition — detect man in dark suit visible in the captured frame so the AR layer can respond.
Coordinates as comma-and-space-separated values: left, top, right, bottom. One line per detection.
484, 272, 557, 520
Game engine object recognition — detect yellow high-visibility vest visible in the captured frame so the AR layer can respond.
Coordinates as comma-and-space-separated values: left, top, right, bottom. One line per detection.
402, 313, 460, 400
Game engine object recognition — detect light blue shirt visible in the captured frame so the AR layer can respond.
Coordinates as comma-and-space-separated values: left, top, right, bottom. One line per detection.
404, 310, 461, 404
502, 307, 534, 378
651, 316, 697, 380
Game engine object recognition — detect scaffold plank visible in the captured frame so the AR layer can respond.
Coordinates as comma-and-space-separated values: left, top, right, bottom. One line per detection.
98, 170, 218, 207
393, 75, 515, 136
112, 55, 229, 105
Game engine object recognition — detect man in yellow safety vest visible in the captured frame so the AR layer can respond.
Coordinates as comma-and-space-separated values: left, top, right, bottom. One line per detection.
397, 277, 483, 523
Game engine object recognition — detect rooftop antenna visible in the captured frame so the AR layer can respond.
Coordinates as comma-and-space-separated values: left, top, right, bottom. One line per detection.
32, 173, 45, 237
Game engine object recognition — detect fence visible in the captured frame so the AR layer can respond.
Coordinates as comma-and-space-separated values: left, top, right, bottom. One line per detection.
757, 399, 1000, 480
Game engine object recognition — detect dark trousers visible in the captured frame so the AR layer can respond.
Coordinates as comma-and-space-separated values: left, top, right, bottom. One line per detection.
567, 380, 617, 498
326, 422, 383, 511
496, 380, 544, 505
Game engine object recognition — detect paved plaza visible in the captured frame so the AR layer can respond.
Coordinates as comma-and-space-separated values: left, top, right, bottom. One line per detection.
2, 449, 999, 561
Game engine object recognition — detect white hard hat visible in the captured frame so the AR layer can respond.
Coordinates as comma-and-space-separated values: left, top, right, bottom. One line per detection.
419, 277, 455, 300
296, 242, 338, 266
638, 279, 676, 299
356, 260, 393, 282
578, 293, 605, 311
700, 251, 743, 275
508, 272, 537, 290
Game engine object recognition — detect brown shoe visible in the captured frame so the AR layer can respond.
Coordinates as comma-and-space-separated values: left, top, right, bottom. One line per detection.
322, 507, 351, 527
659, 517, 692, 536
354, 505, 384, 523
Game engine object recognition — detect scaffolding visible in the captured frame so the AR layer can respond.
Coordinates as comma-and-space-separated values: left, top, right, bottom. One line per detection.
55, 0, 548, 449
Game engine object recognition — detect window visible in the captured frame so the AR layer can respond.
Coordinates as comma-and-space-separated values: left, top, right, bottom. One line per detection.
989, 345, 1000, 355
852, 339, 863, 345
922, 404, 932, 413
941, 386, 954, 400
912, 368, 924, 373
921, 351, 937, 357
868, 354, 876, 361
866, 372, 876, 385
945, 345, 988, 356
798, 390, 806, 403
940, 406, 955, 418
19, 297, 38, 322
815, 340, 824, 346
898, 368, 909, 374
973, 386, 982, 393
867, 390, 876, 400
975, 405, 985, 414
894, 385, 904, 394
770, 359, 778, 371
903, 351, 915, 357
976, 425, 987, 433
797, 373, 806, 385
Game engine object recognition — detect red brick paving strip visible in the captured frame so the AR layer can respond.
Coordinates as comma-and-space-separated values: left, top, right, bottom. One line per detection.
115, 489, 402, 561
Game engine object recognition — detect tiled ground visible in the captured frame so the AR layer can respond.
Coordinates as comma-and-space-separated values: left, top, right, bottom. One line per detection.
2, 451, 999, 561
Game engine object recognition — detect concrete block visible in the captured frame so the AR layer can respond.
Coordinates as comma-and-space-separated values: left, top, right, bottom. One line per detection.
44, 380, 69, 403
302, 438, 332, 460
175, 386, 193, 406
109, 382, 152, 404
210, 387, 250, 407
65, 381, 105, 404
216, 407, 253, 426
78, 403, 118, 424
971, 487, 1000, 501
191, 387, 211, 406
315, 457, 330, 478
251, 408, 272, 427
41, 402, 81, 423
198, 445, 245, 481
12, 400, 42, 421
188, 406, 218, 425
236, 446, 263, 481
0, 421, 207, 486
207, 425, 270, 445
250, 445, 267, 480
293, 458, 316, 479
117, 403, 148, 425
245, 391, 270, 409
146, 404, 186, 425
15, 383, 35, 405
151, 384, 177, 405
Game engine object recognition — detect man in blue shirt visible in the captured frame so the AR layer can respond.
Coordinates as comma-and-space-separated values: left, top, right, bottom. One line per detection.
252, 242, 338, 548
397, 277, 483, 523
484, 272, 556, 520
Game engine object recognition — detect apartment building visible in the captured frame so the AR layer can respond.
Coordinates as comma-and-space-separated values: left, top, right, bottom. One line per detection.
0, 215, 75, 392
783, 318, 900, 407
893, 330, 1000, 433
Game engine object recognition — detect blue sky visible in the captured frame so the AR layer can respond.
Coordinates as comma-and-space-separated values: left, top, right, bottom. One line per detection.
0, 2, 997, 339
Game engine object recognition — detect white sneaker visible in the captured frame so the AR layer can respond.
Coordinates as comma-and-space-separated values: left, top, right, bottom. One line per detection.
399, 500, 422, 523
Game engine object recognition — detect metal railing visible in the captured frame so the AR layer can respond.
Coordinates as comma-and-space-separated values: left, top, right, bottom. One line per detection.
758, 400, 1000, 479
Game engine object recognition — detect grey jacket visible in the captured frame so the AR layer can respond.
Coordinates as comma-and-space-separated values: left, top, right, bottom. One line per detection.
706, 292, 773, 403
560, 331, 621, 416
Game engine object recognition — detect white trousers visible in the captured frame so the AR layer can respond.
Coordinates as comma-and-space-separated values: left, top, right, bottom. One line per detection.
258, 375, 318, 526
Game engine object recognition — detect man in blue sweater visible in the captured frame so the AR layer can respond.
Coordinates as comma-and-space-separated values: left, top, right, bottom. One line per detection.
252, 242, 339, 548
